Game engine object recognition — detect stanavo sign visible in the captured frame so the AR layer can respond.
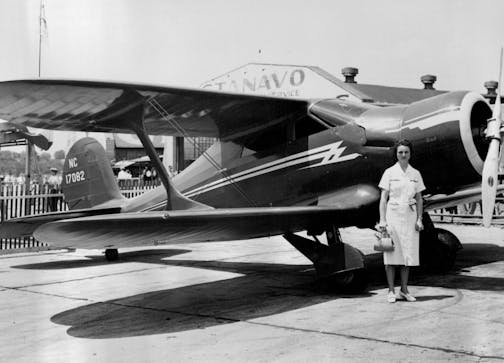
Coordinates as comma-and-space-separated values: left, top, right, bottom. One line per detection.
202, 67, 306, 97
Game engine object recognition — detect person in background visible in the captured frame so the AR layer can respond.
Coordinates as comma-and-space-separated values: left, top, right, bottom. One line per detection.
378, 139, 426, 303
142, 166, 152, 182
4, 171, 15, 184
16, 173, 25, 185
47, 167, 61, 211
117, 168, 130, 180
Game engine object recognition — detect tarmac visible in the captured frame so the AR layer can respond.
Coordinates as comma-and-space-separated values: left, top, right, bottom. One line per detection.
1, 224, 504, 362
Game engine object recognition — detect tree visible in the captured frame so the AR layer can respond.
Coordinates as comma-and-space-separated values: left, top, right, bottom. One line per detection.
0, 149, 64, 177
0, 150, 24, 175
35, 151, 63, 174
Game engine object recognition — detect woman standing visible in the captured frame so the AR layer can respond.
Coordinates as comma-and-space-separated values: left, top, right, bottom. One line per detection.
378, 139, 426, 303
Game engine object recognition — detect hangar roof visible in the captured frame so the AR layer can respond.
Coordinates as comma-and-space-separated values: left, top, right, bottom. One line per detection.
203, 63, 449, 106
307, 66, 446, 105
342, 83, 446, 105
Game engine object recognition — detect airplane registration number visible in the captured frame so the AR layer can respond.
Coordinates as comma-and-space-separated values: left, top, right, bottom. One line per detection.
65, 170, 86, 184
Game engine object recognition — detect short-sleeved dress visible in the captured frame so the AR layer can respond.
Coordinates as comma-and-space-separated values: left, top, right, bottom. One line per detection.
378, 163, 426, 266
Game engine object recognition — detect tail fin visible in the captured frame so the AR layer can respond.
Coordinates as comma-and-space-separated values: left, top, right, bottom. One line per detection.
62, 137, 125, 210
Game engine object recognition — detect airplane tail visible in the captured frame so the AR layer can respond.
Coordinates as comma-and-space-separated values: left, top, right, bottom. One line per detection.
62, 137, 125, 210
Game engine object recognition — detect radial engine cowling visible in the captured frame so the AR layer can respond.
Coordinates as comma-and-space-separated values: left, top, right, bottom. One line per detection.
311, 91, 492, 195
364, 91, 491, 194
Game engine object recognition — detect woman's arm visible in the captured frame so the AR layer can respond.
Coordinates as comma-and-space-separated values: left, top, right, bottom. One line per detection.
379, 189, 389, 226
415, 192, 424, 231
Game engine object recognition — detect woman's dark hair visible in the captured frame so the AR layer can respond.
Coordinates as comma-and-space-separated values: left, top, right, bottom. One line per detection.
393, 138, 413, 161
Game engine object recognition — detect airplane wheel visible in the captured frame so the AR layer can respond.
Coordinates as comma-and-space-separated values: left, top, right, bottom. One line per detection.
327, 268, 369, 294
105, 248, 119, 261
421, 228, 461, 273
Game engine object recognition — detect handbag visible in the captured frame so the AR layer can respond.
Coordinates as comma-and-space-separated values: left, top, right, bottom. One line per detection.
374, 228, 395, 252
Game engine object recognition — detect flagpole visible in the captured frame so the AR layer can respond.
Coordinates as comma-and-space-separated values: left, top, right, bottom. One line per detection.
38, 0, 43, 77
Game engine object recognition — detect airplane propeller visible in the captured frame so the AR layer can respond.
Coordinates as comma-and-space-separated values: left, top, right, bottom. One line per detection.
482, 48, 504, 227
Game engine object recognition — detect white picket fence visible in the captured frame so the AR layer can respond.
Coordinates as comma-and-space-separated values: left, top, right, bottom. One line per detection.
0, 181, 159, 249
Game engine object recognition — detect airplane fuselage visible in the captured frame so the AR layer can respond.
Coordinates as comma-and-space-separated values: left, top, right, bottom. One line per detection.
123, 90, 491, 229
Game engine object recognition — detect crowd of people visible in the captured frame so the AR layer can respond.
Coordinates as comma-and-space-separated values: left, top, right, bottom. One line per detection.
0, 168, 62, 189
2, 164, 164, 187
116, 166, 163, 182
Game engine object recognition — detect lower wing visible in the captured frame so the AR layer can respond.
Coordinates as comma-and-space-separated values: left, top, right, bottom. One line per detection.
424, 183, 504, 210
33, 205, 376, 249
0, 207, 122, 239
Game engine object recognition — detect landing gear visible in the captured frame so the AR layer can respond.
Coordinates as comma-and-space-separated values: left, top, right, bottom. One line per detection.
105, 248, 119, 261
420, 213, 462, 272
284, 224, 368, 293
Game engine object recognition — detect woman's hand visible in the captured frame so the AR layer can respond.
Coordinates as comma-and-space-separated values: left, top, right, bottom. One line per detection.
376, 221, 387, 231
415, 219, 424, 231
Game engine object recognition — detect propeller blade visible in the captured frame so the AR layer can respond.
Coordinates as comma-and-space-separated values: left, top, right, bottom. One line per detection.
482, 47, 503, 227
500, 143, 504, 174
482, 139, 500, 227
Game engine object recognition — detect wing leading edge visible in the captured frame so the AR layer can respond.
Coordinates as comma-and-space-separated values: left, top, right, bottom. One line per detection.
0, 207, 123, 239
34, 202, 378, 250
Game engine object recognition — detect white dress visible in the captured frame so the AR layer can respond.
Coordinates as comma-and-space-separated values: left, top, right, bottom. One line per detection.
378, 163, 426, 266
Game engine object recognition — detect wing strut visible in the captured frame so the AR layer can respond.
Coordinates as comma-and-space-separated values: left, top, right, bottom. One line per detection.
117, 91, 210, 211
147, 97, 259, 208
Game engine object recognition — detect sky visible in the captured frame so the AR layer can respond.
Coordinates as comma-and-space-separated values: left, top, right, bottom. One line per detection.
1, 0, 504, 153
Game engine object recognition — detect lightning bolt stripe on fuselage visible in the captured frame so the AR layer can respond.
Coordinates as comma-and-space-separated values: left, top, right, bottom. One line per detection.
141, 140, 361, 211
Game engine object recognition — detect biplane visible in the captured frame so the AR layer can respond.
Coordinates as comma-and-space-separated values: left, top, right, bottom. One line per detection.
0, 66, 502, 292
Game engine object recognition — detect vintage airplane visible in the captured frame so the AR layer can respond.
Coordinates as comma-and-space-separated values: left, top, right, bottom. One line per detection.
0, 62, 503, 292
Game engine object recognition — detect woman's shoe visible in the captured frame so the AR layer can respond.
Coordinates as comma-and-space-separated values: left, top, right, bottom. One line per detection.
399, 291, 416, 302
387, 291, 396, 303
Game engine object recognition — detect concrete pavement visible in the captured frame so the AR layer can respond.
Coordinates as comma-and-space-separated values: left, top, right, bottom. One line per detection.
1, 225, 504, 362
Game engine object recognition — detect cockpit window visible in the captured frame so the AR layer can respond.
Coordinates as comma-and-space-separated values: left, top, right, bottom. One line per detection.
238, 115, 327, 152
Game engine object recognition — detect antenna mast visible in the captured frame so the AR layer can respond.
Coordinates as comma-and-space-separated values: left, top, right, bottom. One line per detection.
38, 0, 46, 77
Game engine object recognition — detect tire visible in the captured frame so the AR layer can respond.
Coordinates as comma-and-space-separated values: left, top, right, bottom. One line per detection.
420, 228, 460, 273
105, 248, 119, 261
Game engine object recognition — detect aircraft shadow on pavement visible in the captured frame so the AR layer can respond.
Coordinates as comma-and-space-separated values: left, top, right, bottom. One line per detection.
12, 249, 193, 270
51, 258, 376, 339
49, 242, 504, 339
15, 241, 504, 339
412, 243, 504, 292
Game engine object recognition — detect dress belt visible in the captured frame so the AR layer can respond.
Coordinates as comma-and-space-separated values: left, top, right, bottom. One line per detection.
388, 201, 416, 211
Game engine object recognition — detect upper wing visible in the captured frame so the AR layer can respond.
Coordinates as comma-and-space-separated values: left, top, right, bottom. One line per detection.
33, 204, 376, 249
0, 79, 312, 140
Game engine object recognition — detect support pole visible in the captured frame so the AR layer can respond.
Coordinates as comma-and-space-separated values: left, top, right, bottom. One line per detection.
25, 142, 32, 192
174, 136, 185, 173
24, 142, 32, 216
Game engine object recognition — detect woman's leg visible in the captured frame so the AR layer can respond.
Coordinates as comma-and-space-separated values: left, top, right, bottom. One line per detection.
385, 265, 395, 292
400, 266, 410, 293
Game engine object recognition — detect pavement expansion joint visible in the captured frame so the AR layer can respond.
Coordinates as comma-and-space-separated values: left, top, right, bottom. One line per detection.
0, 286, 90, 302
242, 319, 504, 361
4, 265, 167, 289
